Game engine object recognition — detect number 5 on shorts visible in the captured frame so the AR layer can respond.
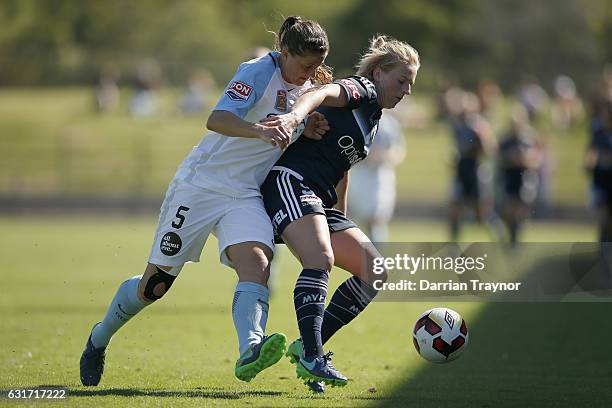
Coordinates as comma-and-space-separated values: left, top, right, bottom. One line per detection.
172, 206, 190, 229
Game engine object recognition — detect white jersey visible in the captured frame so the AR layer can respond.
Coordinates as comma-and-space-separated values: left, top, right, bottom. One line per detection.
175, 52, 311, 198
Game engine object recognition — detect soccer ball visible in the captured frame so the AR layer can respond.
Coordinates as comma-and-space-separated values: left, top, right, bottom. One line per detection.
412, 307, 468, 363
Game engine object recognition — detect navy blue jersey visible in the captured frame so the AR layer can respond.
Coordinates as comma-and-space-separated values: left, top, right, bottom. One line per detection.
273, 76, 382, 207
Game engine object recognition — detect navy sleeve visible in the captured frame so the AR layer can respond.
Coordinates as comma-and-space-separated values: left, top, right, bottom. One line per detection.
334, 76, 377, 110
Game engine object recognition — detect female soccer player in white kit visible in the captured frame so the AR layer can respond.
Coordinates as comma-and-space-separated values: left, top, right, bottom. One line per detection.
80, 16, 331, 386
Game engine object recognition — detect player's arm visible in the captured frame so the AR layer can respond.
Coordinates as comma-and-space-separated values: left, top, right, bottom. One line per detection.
207, 110, 281, 139
207, 110, 292, 150
259, 84, 350, 131
334, 171, 349, 214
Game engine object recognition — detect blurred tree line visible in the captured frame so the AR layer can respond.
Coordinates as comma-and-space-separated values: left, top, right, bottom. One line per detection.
0, 0, 610, 93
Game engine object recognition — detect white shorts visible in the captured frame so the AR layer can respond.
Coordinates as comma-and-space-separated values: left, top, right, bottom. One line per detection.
148, 179, 275, 274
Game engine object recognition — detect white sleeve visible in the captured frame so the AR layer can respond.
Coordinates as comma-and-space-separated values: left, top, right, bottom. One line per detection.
213, 59, 275, 119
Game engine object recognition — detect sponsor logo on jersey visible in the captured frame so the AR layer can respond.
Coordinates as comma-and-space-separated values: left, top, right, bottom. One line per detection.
273, 209, 287, 226
160, 232, 182, 256
340, 79, 361, 102
275, 90, 288, 112
338, 135, 365, 166
300, 194, 323, 206
226, 80, 253, 101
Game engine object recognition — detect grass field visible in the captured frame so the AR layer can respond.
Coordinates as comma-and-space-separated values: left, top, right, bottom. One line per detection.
1, 216, 610, 407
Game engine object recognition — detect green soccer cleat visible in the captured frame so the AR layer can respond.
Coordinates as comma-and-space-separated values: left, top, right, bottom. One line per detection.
234, 333, 287, 382
285, 337, 304, 365
285, 338, 326, 393
296, 352, 348, 387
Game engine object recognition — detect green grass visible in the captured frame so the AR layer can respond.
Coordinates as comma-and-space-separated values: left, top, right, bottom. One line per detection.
0, 216, 608, 407
0, 88, 593, 205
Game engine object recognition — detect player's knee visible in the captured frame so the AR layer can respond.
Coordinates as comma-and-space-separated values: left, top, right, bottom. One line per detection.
237, 263, 271, 285
303, 250, 334, 272
138, 264, 179, 302
233, 250, 271, 285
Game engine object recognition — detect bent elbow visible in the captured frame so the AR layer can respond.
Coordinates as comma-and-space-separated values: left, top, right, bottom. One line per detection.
206, 112, 219, 132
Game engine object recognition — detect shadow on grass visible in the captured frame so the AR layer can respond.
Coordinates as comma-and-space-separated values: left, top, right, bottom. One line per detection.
24, 385, 283, 399
375, 249, 612, 408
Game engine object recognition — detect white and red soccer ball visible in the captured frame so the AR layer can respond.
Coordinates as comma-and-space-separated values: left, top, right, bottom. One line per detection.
413, 307, 469, 363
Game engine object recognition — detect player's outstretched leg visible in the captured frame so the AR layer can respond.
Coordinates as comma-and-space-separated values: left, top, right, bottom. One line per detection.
320, 228, 385, 344
235, 332, 287, 382
288, 275, 379, 391
286, 338, 325, 393
227, 242, 287, 382
291, 227, 385, 388
280, 214, 349, 387
80, 264, 178, 386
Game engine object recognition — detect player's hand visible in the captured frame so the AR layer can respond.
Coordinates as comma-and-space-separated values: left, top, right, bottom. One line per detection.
259, 112, 301, 141
255, 122, 292, 150
303, 112, 329, 140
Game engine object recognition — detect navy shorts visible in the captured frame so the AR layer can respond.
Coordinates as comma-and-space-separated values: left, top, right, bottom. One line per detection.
261, 167, 357, 239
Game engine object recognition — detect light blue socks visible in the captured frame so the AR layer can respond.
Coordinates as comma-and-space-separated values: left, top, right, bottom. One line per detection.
232, 282, 269, 355
90, 275, 148, 348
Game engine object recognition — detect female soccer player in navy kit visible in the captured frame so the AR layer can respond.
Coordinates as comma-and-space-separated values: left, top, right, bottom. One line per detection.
80, 16, 332, 386
260, 36, 420, 388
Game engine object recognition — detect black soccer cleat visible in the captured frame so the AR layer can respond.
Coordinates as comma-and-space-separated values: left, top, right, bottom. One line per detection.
79, 324, 106, 386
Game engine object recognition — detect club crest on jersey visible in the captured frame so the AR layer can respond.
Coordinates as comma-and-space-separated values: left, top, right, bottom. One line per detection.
340, 79, 361, 102
275, 90, 288, 112
226, 81, 253, 101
